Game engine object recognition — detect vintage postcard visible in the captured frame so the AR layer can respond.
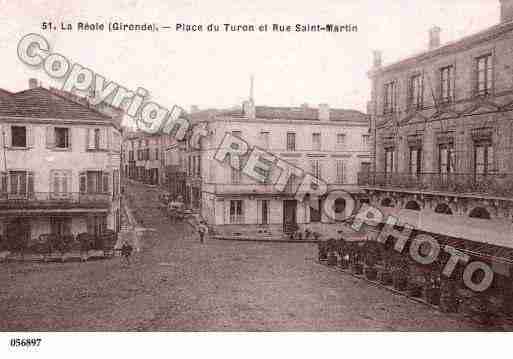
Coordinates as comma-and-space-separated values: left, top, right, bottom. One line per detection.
0, 0, 512, 357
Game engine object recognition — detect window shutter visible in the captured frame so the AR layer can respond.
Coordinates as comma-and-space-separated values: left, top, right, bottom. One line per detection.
102, 172, 110, 193
256, 200, 261, 224
224, 200, 230, 224
63, 171, 70, 193
471, 58, 478, 97
5, 125, 11, 147
51, 170, 58, 193
421, 71, 425, 107
68, 128, 72, 150
100, 128, 108, 150
452, 64, 457, 102
87, 128, 95, 150
46, 126, 55, 148
26, 125, 34, 148
433, 69, 440, 105
0, 172, 7, 193
27, 172, 34, 195
79, 172, 86, 193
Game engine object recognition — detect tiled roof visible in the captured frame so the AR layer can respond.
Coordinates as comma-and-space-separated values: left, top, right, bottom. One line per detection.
0, 87, 111, 121
0, 88, 12, 97
253, 106, 368, 122
188, 105, 368, 122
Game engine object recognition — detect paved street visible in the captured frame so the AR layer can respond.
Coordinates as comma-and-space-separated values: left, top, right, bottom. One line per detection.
0, 182, 482, 331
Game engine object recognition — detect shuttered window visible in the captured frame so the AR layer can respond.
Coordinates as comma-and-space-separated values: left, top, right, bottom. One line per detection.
476, 54, 493, 96
310, 160, 322, 179
79, 171, 110, 194
336, 160, 346, 184
384, 81, 397, 114
229, 200, 243, 224
86, 128, 109, 150
51, 170, 71, 198
312, 133, 321, 151
0, 172, 7, 193
7, 171, 34, 196
336, 133, 346, 151
286, 132, 296, 151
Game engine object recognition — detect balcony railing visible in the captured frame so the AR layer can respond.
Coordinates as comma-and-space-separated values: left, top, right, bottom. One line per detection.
210, 183, 278, 196
0, 192, 111, 209
357, 172, 513, 198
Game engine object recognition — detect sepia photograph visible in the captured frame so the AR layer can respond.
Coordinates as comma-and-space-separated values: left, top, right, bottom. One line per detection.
1, 0, 513, 357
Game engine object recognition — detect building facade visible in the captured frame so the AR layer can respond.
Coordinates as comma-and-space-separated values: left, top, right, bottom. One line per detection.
0, 83, 122, 246
122, 131, 165, 186
360, 0, 513, 312
191, 101, 370, 237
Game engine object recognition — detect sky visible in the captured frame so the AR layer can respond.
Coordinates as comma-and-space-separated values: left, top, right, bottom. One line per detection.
0, 0, 501, 126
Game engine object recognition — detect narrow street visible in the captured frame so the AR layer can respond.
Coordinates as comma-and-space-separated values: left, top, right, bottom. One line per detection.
0, 182, 482, 331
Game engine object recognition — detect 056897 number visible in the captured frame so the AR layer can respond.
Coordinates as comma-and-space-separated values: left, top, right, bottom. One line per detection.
10, 338, 41, 347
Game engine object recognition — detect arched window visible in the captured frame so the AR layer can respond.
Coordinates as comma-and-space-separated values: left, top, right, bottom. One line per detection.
435, 203, 453, 215
381, 198, 394, 207
469, 207, 491, 220
405, 200, 421, 211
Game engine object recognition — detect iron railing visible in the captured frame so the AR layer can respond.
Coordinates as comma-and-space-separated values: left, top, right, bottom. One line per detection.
0, 192, 111, 208
357, 172, 513, 198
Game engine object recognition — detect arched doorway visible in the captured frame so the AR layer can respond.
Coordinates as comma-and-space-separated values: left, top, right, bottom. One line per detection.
334, 198, 346, 220
381, 198, 394, 207
469, 207, 491, 219
405, 200, 421, 211
434, 203, 453, 215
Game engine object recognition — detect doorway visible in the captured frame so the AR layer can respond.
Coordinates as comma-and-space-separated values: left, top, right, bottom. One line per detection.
283, 200, 297, 233
6, 218, 31, 250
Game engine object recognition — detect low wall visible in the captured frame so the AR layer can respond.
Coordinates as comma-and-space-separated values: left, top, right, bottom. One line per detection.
212, 222, 358, 240
212, 224, 283, 238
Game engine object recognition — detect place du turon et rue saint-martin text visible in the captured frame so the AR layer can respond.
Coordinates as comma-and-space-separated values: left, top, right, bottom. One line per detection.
41, 21, 358, 33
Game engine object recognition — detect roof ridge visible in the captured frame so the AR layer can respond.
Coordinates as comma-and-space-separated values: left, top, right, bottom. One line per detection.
13, 87, 112, 120
376, 19, 513, 74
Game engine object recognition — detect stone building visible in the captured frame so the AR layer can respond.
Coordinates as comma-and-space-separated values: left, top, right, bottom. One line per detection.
190, 99, 370, 238
360, 0, 513, 312
0, 81, 122, 245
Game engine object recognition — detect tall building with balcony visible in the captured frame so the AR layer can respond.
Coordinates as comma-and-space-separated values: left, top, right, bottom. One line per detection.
192, 100, 370, 237
360, 0, 513, 312
0, 82, 122, 246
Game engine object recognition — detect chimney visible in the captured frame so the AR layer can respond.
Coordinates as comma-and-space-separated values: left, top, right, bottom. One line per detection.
501, 0, 513, 22
243, 100, 255, 120
429, 26, 441, 50
28, 78, 39, 89
318, 103, 330, 121
372, 50, 382, 68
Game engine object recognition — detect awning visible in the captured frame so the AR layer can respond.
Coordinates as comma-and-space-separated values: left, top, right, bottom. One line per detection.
377, 206, 513, 250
